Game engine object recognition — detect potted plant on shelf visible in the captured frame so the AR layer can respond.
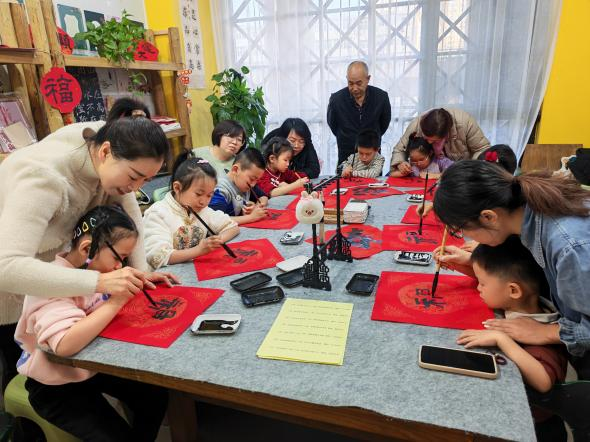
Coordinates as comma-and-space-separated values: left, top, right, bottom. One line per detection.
75, 11, 148, 92
206, 66, 268, 149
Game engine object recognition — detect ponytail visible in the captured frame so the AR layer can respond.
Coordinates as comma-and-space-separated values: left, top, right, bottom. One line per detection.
516, 171, 589, 217
434, 161, 589, 229
106, 97, 151, 121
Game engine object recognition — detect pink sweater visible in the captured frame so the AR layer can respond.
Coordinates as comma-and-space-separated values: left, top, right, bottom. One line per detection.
14, 254, 107, 385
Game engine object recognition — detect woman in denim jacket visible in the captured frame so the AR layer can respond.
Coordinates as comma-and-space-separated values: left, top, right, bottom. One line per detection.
432, 160, 590, 379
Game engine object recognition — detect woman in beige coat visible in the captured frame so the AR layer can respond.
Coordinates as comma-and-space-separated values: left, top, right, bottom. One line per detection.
389, 108, 490, 175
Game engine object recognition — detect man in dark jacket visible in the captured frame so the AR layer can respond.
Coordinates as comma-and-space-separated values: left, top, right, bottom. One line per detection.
327, 61, 391, 168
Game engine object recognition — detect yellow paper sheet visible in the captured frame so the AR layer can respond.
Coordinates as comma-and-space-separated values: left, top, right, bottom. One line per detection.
256, 298, 353, 365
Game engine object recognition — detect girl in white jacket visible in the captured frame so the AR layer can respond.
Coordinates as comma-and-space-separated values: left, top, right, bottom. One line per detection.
143, 151, 239, 269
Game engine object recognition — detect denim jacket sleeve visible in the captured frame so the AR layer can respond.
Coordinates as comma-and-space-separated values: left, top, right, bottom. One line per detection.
556, 244, 590, 357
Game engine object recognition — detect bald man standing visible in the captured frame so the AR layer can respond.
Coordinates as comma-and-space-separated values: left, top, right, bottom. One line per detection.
327, 61, 391, 168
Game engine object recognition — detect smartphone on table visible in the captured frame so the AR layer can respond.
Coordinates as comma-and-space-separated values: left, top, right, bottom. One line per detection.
418, 345, 498, 379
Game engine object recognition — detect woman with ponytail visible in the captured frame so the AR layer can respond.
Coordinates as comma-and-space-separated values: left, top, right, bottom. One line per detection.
0, 98, 177, 390
433, 160, 590, 378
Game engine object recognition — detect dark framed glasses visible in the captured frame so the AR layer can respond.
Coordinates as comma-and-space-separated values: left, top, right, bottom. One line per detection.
105, 241, 128, 266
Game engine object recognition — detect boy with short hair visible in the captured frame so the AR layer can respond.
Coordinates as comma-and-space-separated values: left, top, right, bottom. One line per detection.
209, 148, 269, 225
340, 129, 385, 178
457, 235, 568, 438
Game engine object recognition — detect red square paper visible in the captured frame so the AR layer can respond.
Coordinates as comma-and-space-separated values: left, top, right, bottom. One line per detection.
386, 176, 427, 188
401, 205, 442, 227
371, 272, 494, 329
347, 185, 404, 200
324, 177, 379, 191
242, 209, 298, 230
100, 285, 223, 348
193, 239, 284, 281
381, 225, 464, 252
306, 225, 382, 259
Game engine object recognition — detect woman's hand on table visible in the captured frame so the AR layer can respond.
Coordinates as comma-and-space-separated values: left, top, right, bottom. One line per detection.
143, 270, 180, 288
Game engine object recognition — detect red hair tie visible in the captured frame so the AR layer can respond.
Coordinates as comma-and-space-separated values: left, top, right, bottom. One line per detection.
484, 151, 498, 162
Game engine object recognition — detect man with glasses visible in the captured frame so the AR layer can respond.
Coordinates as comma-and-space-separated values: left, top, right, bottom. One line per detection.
327, 61, 391, 169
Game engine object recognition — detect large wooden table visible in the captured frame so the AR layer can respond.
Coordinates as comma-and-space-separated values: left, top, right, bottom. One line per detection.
49, 185, 535, 442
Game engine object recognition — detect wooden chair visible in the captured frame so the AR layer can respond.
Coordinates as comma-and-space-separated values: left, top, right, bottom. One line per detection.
520, 144, 582, 173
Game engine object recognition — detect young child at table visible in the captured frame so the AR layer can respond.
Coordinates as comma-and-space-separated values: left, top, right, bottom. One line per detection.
258, 136, 309, 197
390, 133, 453, 178
143, 151, 239, 269
456, 236, 568, 438
340, 129, 385, 178
14, 205, 168, 441
209, 148, 270, 225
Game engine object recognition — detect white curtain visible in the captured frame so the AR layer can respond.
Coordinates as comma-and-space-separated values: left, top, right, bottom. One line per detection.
210, 0, 562, 173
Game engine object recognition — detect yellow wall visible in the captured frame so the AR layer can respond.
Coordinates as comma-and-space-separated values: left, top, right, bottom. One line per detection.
144, 0, 217, 147
537, 1, 590, 147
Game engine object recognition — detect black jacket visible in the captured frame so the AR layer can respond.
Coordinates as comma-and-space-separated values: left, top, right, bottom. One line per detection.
262, 129, 321, 178
327, 85, 391, 164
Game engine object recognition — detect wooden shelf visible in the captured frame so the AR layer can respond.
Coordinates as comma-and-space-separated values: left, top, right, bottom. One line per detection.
0, 48, 45, 65
64, 55, 183, 71
164, 128, 187, 139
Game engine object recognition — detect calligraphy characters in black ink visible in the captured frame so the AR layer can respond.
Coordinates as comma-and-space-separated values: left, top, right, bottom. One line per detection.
231, 248, 258, 264
149, 297, 183, 320
405, 231, 437, 245
414, 288, 445, 310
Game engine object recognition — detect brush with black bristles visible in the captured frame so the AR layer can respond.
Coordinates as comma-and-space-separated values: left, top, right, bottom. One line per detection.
431, 225, 448, 297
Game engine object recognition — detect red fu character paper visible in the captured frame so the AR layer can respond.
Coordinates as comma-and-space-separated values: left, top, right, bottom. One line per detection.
381, 225, 464, 252
242, 209, 299, 230
386, 176, 427, 188
371, 272, 494, 329
400, 205, 442, 227
306, 224, 382, 259
193, 238, 284, 281
100, 285, 223, 348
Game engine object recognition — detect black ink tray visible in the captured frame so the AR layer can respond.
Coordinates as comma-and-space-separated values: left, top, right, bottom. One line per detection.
276, 267, 305, 288
230, 272, 271, 293
241, 286, 285, 307
346, 273, 379, 295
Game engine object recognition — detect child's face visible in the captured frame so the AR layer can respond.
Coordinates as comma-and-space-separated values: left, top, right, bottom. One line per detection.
270, 151, 292, 173
89, 235, 137, 273
472, 263, 514, 310
232, 164, 264, 192
357, 146, 377, 165
409, 150, 432, 170
174, 176, 217, 213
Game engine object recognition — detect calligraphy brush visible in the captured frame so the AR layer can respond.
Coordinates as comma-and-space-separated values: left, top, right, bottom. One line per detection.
431, 225, 448, 297
248, 184, 260, 204
418, 172, 429, 236
319, 190, 325, 244
186, 206, 237, 258
105, 240, 158, 307
142, 289, 158, 307
426, 179, 439, 195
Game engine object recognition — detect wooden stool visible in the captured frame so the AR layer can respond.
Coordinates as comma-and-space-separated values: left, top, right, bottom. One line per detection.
3, 375, 79, 442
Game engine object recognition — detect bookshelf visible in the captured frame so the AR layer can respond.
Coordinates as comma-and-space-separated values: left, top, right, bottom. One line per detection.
1, 0, 193, 164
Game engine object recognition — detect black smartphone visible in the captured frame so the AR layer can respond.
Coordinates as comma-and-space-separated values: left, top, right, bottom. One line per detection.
241, 286, 284, 307
419, 345, 498, 379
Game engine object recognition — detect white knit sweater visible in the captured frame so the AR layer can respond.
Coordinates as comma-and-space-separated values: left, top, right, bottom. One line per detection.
0, 122, 147, 325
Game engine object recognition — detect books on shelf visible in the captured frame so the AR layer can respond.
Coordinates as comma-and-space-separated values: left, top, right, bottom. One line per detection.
151, 115, 181, 132
0, 94, 36, 153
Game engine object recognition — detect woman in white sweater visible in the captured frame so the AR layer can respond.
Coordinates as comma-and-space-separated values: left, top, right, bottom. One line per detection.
0, 99, 176, 390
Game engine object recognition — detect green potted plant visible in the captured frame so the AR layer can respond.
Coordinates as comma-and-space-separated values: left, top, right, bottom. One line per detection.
75, 11, 147, 92
206, 66, 268, 149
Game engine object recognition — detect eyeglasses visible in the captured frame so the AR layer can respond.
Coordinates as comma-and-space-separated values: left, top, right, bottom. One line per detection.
106, 241, 127, 266
287, 138, 305, 147
223, 134, 245, 145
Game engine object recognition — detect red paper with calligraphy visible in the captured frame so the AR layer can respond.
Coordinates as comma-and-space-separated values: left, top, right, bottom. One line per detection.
100, 285, 223, 348
371, 272, 493, 329
57, 27, 74, 55
347, 185, 404, 200
242, 209, 298, 230
386, 176, 427, 188
401, 205, 442, 227
382, 225, 464, 252
193, 239, 284, 281
41, 67, 81, 113
133, 40, 159, 61
306, 224, 382, 259
404, 187, 436, 201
